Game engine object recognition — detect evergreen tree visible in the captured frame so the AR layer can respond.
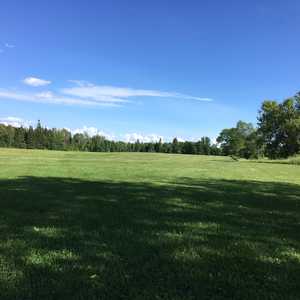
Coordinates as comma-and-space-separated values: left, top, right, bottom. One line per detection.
14, 127, 26, 148
26, 126, 34, 149
172, 138, 180, 154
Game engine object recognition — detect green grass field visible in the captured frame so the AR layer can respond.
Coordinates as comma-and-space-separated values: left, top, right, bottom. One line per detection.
0, 148, 300, 299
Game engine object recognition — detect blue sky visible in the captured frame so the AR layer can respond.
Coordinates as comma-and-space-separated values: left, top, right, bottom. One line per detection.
1, 0, 300, 142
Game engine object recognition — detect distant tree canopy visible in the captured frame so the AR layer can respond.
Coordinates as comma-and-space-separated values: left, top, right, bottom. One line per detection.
1, 92, 300, 159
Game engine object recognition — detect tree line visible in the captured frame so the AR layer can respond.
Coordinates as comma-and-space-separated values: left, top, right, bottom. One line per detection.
0, 121, 221, 155
0, 92, 299, 158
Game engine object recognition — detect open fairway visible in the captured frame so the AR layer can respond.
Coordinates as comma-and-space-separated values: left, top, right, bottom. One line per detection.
0, 148, 300, 299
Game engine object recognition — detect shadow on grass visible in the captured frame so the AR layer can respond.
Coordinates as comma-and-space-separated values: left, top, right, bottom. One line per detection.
0, 176, 300, 299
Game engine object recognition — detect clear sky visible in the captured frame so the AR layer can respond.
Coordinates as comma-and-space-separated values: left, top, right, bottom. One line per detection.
0, 0, 300, 142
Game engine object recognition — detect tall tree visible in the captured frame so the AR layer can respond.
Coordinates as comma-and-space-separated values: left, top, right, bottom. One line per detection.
258, 94, 300, 158
217, 121, 257, 158
14, 127, 26, 148
196, 137, 211, 155
171, 138, 180, 154
25, 126, 34, 149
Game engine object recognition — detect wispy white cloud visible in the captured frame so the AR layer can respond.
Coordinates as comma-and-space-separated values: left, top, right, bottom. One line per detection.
0, 42, 15, 54
0, 79, 212, 108
70, 128, 164, 143
23, 77, 51, 87
72, 126, 115, 140
62, 81, 213, 103
0, 89, 120, 107
0, 116, 31, 127
5, 43, 15, 48
68, 80, 93, 87
124, 133, 164, 143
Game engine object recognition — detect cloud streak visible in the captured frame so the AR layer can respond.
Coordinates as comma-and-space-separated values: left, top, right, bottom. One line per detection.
62, 81, 213, 103
23, 77, 51, 87
0, 42, 15, 54
5, 43, 15, 48
0, 79, 212, 108
0, 90, 120, 107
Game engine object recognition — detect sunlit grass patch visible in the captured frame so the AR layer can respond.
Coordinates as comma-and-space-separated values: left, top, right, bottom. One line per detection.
25, 249, 79, 267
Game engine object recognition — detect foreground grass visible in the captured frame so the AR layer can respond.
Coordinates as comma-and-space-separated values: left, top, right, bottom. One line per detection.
0, 149, 300, 299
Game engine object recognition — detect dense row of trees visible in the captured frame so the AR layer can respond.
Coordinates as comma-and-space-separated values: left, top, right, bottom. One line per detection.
1, 92, 299, 158
0, 121, 221, 155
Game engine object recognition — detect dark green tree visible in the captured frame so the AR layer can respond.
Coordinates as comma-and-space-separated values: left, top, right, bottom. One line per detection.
13, 127, 26, 148
171, 138, 180, 154
258, 94, 300, 158
217, 121, 257, 158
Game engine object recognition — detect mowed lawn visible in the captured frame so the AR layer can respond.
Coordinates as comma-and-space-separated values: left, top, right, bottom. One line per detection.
0, 149, 300, 300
